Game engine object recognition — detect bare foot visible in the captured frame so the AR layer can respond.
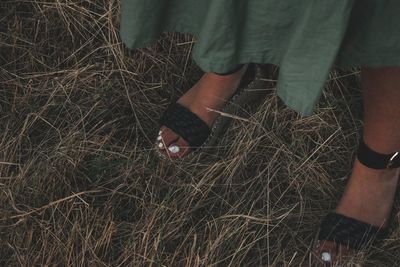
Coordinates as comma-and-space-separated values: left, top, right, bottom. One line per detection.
315, 159, 399, 265
156, 65, 248, 158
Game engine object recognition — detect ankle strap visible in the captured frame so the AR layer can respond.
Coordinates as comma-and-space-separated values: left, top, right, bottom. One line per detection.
357, 139, 400, 169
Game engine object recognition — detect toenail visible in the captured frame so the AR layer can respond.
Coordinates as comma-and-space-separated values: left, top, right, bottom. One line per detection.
157, 135, 162, 141
321, 252, 332, 262
158, 142, 164, 148
168, 145, 180, 154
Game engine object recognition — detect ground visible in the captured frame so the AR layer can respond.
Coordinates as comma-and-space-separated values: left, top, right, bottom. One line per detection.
1, 1, 399, 266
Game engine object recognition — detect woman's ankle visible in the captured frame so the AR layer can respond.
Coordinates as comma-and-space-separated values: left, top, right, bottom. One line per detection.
335, 159, 399, 227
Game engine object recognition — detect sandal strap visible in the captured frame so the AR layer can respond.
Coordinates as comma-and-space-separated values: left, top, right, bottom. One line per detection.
357, 139, 400, 169
159, 103, 211, 148
318, 212, 389, 249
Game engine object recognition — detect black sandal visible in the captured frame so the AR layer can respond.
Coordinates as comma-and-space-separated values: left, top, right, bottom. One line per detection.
155, 63, 270, 159
317, 138, 400, 263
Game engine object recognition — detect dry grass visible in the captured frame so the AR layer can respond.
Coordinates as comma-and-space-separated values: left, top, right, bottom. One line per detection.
1, 1, 400, 266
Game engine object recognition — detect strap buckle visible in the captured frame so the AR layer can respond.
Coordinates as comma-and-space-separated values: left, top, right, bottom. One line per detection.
387, 152, 400, 168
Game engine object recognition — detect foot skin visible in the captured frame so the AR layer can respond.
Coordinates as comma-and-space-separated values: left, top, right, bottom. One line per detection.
156, 65, 248, 158
315, 160, 400, 265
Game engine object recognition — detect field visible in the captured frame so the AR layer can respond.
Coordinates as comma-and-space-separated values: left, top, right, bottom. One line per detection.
1, 1, 400, 266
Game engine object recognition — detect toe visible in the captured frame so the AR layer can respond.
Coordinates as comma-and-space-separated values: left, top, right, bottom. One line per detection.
156, 126, 179, 154
156, 126, 192, 158
165, 137, 191, 158
155, 127, 174, 156
159, 126, 179, 146
315, 241, 355, 266
315, 240, 338, 266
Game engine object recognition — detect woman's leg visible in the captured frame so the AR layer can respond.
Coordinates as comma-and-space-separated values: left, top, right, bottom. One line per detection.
316, 67, 400, 263
158, 64, 248, 157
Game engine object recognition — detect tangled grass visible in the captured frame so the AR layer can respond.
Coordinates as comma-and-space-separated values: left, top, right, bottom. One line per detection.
1, 1, 400, 266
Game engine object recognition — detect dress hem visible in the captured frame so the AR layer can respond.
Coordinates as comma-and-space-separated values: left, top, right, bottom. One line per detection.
120, 26, 400, 117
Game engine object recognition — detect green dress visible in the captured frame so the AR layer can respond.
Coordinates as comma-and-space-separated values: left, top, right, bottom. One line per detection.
120, 0, 400, 116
